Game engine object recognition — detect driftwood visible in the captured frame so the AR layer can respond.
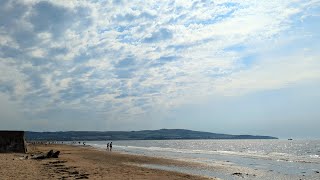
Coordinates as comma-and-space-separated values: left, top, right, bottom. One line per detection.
52, 151, 60, 158
31, 150, 60, 159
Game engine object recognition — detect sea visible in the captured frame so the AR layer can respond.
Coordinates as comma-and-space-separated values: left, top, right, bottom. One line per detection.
86, 139, 320, 180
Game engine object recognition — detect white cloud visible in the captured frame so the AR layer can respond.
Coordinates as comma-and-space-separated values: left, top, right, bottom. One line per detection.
215, 52, 320, 95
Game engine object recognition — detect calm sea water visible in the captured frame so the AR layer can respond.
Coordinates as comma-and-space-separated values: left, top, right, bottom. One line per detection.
87, 140, 320, 179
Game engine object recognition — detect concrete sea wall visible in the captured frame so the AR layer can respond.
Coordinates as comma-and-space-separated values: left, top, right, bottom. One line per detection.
0, 131, 27, 153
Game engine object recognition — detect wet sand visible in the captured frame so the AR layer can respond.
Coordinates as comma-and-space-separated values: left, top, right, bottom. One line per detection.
0, 144, 216, 180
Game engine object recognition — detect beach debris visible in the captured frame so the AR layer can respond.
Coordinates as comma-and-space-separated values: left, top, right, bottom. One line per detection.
17, 155, 29, 160
232, 172, 244, 178
31, 149, 60, 159
232, 172, 251, 178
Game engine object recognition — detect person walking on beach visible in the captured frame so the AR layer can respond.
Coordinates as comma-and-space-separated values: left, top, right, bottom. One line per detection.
110, 142, 112, 151
107, 143, 109, 151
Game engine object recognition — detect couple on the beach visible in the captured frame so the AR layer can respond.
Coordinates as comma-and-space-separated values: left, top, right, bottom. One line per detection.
106, 142, 112, 151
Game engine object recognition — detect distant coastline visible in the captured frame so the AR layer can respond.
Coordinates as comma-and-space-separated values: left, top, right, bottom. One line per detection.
26, 129, 278, 141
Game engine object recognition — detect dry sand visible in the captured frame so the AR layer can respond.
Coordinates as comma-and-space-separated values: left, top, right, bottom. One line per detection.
0, 144, 216, 180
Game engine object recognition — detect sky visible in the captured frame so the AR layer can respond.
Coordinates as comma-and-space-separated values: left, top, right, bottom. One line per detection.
0, 0, 320, 138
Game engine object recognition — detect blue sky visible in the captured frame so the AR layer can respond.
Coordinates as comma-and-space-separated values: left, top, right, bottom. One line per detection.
0, 0, 320, 138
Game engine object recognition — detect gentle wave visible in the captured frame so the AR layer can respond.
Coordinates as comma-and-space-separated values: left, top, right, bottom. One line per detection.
310, 154, 320, 158
87, 143, 319, 164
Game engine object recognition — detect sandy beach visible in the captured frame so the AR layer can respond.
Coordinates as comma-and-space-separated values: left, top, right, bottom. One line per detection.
0, 144, 216, 180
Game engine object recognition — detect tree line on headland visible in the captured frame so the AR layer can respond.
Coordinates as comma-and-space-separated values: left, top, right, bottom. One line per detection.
25, 129, 278, 141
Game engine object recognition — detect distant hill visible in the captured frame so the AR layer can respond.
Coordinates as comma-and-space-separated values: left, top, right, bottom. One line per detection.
25, 129, 278, 141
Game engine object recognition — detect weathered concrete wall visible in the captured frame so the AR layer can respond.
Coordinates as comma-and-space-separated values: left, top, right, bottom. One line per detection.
0, 131, 27, 153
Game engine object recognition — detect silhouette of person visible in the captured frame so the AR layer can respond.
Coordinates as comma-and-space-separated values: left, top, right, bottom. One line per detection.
107, 143, 109, 151
110, 142, 112, 151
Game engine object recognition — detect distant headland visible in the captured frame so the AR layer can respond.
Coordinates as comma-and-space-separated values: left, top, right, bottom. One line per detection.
25, 129, 278, 141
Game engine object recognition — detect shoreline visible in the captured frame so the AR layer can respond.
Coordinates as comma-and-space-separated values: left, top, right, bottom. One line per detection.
88, 141, 320, 180
0, 144, 216, 179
